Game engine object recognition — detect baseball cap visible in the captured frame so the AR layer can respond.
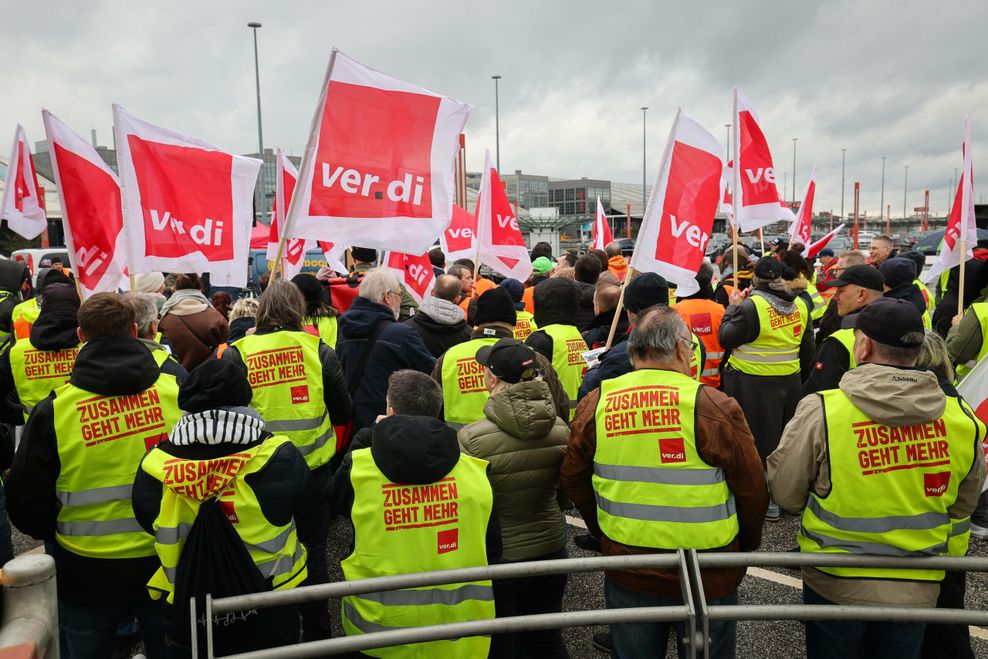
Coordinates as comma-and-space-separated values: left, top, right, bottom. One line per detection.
828, 264, 884, 292
818, 248, 835, 257
475, 338, 539, 384
531, 256, 555, 276
624, 272, 669, 313
849, 297, 924, 347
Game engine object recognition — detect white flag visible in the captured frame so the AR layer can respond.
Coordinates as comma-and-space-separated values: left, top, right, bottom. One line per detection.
0, 125, 48, 239
926, 115, 976, 284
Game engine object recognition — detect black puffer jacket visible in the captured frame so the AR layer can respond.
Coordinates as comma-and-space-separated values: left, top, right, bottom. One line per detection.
0, 260, 28, 340
575, 281, 596, 332
526, 278, 582, 362
884, 282, 927, 318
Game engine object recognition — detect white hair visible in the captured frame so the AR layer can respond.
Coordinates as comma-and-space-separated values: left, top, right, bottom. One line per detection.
359, 269, 401, 305
123, 292, 158, 337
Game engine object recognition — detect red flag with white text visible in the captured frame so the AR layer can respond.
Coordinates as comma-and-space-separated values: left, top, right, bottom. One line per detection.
926, 115, 976, 284
788, 168, 816, 254
591, 197, 615, 250
382, 250, 435, 303
286, 49, 472, 255
630, 110, 723, 297
476, 150, 532, 281
1, 125, 47, 239
807, 223, 846, 259
440, 204, 477, 262
728, 89, 795, 232
114, 105, 261, 287
42, 110, 128, 296
268, 149, 308, 279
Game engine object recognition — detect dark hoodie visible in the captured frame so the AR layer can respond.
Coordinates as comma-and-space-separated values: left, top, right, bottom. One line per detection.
582, 307, 630, 349
330, 415, 501, 563
337, 297, 435, 432
575, 280, 596, 332
884, 281, 927, 316
0, 259, 29, 340
526, 278, 582, 362
6, 337, 167, 606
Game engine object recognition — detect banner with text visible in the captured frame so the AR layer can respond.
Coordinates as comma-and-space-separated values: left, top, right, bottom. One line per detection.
440, 204, 477, 262
475, 149, 533, 281
382, 250, 436, 303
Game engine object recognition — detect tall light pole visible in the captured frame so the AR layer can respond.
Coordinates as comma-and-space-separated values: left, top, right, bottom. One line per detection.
641, 107, 648, 215
492, 75, 502, 172
840, 149, 846, 221
880, 156, 886, 224
791, 137, 798, 204
248, 22, 266, 224
903, 165, 909, 221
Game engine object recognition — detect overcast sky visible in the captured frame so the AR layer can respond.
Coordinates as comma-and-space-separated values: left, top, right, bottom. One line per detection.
2, 0, 986, 219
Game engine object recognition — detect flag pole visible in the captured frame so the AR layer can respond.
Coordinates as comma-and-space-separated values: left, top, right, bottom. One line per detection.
604, 269, 634, 349
958, 115, 973, 318
731, 89, 741, 292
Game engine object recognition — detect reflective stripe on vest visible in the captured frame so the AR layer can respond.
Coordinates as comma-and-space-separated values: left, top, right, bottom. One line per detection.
592, 369, 738, 550
441, 337, 498, 426
727, 294, 806, 376
798, 390, 983, 581
233, 331, 336, 470
914, 280, 934, 329
827, 328, 858, 370
140, 436, 308, 603
955, 302, 988, 380
513, 310, 537, 340
8, 340, 80, 422
341, 448, 495, 658
540, 324, 588, 420
54, 374, 182, 559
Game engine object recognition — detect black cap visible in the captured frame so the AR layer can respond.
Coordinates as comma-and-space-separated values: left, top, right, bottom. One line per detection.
475, 338, 539, 384
351, 246, 377, 263
475, 287, 517, 326
879, 257, 917, 289
819, 248, 835, 257
753, 256, 784, 280
850, 297, 925, 347
179, 359, 254, 413
771, 237, 788, 247
828, 264, 885, 292
624, 273, 669, 313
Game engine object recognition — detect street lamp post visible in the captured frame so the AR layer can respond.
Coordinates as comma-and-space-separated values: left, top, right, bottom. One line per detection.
248, 22, 266, 224
641, 107, 648, 215
880, 156, 886, 227
492, 75, 502, 172
840, 149, 846, 222
791, 138, 798, 204
903, 165, 909, 221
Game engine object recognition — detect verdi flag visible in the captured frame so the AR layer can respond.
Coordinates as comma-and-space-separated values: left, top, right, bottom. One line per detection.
42, 110, 128, 296
926, 115, 976, 285
382, 250, 436, 303
788, 168, 817, 254
0, 124, 47, 239
114, 105, 261, 287
440, 204, 477, 262
267, 148, 307, 279
285, 49, 472, 254
630, 110, 724, 297
475, 149, 533, 282
807, 223, 846, 259
591, 196, 615, 250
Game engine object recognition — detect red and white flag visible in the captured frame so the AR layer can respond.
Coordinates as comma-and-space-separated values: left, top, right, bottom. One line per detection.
926, 115, 976, 284
1, 125, 47, 239
788, 168, 816, 254
630, 110, 724, 297
285, 49, 471, 255
382, 250, 435, 303
956, 351, 988, 481
42, 110, 128, 296
114, 105, 261, 287
728, 89, 795, 232
807, 223, 846, 259
475, 149, 533, 281
591, 196, 614, 250
440, 204, 477, 262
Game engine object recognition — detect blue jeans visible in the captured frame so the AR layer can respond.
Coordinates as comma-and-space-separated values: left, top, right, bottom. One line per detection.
803, 587, 925, 659
605, 578, 737, 659
59, 598, 168, 659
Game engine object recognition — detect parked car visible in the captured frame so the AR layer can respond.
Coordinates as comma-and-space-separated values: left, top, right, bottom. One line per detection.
10, 248, 70, 286
913, 228, 988, 256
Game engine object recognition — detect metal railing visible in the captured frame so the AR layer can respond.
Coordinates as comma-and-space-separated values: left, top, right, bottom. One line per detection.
0, 553, 59, 658
195, 551, 988, 659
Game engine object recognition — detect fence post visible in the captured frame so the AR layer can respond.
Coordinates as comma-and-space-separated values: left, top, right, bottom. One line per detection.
0, 554, 59, 658
685, 549, 709, 659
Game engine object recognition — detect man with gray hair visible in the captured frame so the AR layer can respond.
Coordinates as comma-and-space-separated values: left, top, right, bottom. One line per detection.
338, 269, 436, 432
404, 274, 471, 358
124, 292, 187, 381
562, 306, 766, 658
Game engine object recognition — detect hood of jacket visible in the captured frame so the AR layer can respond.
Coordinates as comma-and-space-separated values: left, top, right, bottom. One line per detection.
227, 316, 255, 344
29, 283, 79, 350
340, 296, 396, 339
839, 363, 946, 426
751, 287, 797, 315
370, 415, 459, 485
577, 280, 596, 307
884, 282, 925, 310
483, 380, 558, 440
415, 296, 466, 328
70, 336, 160, 396
0, 260, 27, 295
608, 254, 629, 275
533, 278, 581, 328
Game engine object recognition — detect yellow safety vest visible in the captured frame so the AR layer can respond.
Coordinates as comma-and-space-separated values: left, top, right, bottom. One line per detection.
441, 337, 497, 427
139, 436, 308, 603
0, 291, 12, 343
53, 373, 182, 559
688, 333, 703, 382
11, 298, 39, 340
304, 315, 338, 351
799, 389, 983, 581
914, 279, 935, 329
539, 324, 589, 420
341, 448, 495, 658
233, 331, 337, 470
805, 279, 826, 322
593, 369, 738, 549
956, 302, 988, 380
827, 328, 858, 370
727, 294, 807, 376
513, 310, 537, 340
8, 340, 81, 421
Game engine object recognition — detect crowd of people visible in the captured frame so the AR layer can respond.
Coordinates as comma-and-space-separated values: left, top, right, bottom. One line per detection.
0, 233, 983, 659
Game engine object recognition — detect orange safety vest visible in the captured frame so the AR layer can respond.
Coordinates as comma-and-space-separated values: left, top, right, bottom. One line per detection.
675, 299, 725, 387
522, 287, 535, 315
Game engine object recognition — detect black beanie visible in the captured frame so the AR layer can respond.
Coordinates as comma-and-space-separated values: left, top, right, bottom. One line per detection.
624, 273, 669, 313
178, 359, 253, 413
351, 246, 377, 263
475, 287, 517, 326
